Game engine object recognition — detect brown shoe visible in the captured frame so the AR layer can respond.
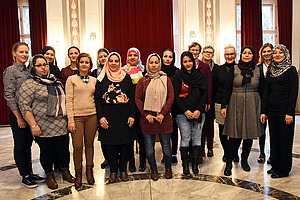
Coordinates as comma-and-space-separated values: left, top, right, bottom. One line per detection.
120, 172, 129, 181
46, 171, 58, 189
207, 149, 214, 157
109, 172, 117, 183
75, 169, 82, 189
165, 168, 172, 179
61, 168, 75, 183
86, 165, 95, 185
151, 169, 159, 181
198, 155, 203, 164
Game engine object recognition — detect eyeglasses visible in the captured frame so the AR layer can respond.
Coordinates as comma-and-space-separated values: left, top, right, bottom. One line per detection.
35, 63, 49, 67
225, 53, 236, 57
203, 51, 214, 54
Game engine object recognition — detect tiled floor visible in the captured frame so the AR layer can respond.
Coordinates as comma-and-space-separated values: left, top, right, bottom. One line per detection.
1, 117, 300, 200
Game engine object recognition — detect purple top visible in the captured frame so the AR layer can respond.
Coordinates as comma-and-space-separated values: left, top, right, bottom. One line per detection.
197, 60, 212, 105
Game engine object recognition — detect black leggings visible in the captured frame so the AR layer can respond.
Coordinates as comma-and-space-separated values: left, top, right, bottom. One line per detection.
106, 143, 131, 172
227, 138, 253, 161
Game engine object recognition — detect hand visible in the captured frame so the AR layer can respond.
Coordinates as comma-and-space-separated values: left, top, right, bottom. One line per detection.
31, 125, 41, 136
146, 115, 155, 124
127, 117, 135, 127
184, 110, 193, 119
68, 122, 76, 134
155, 114, 164, 124
285, 114, 293, 125
100, 117, 109, 129
260, 114, 267, 124
205, 104, 211, 112
17, 117, 26, 128
192, 110, 201, 119
220, 108, 227, 118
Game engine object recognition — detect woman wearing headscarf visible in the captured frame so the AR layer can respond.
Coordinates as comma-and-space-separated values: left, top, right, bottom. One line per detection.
18, 54, 74, 189
61, 46, 80, 86
95, 52, 136, 183
91, 48, 109, 78
41, 46, 62, 80
122, 47, 146, 172
256, 43, 273, 163
66, 53, 98, 188
173, 51, 207, 175
221, 46, 264, 176
160, 48, 180, 164
261, 44, 298, 178
135, 53, 174, 181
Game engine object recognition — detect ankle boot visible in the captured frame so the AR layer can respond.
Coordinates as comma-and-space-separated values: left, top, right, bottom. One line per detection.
151, 169, 159, 181
241, 159, 251, 172
109, 172, 117, 183
75, 169, 82, 188
61, 168, 75, 183
86, 165, 95, 185
120, 171, 129, 181
224, 160, 232, 176
46, 171, 58, 189
180, 147, 190, 175
192, 146, 201, 175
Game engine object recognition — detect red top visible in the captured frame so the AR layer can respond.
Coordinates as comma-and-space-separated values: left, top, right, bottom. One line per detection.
135, 76, 174, 134
197, 60, 212, 105
179, 80, 189, 98
61, 65, 76, 86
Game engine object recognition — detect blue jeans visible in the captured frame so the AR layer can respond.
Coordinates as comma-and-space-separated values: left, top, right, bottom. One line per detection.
176, 114, 203, 147
143, 133, 172, 169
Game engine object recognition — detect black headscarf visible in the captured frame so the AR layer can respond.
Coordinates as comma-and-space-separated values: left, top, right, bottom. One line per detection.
161, 48, 177, 77
180, 51, 206, 89
41, 46, 62, 79
238, 46, 256, 85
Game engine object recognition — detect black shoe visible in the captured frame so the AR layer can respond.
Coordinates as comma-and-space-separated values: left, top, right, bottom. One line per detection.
172, 156, 178, 164
267, 169, 275, 174
222, 156, 227, 162
241, 160, 251, 172
22, 175, 38, 188
257, 154, 265, 163
129, 163, 136, 173
138, 161, 146, 172
271, 173, 289, 179
224, 162, 232, 176
29, 173, 45, 183
233, 157, 239, 163
101, 160, 109, 169
161, 157, 165, 163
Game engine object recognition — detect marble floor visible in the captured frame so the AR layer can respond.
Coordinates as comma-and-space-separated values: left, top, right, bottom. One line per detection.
1, 118, 300, 200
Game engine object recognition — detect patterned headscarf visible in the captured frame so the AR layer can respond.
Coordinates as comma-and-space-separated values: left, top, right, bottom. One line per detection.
98, 52, 126, 82
268, 44, 292, 78
125, 47, 144, 71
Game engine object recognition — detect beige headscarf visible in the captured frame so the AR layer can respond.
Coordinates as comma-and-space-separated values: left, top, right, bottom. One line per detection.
143, 53, 168, 113
97, 52, 126, 82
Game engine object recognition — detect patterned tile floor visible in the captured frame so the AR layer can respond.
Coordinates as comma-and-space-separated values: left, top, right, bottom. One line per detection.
1, 117, 300, 200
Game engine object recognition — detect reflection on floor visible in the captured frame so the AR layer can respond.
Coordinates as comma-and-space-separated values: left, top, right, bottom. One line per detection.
1, 117, 300, 200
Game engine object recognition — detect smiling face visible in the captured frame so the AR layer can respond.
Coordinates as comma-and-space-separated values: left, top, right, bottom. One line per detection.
68, 48, 80, 63
128, 52, 139, 66
13, 45, 29, 65
162, 50, 173, 66
78, 57, 91, 75
189, 45, 200, 60
241, 48, 253, 63
202, 48, 214, 62
148, 56, 160, 73
224, 48, 236, 64
98, 52, 108, 66
182, 56, 193, 73
34, 58, 49, 76
273, 48, 285, 63
108, 55, 120, 72
44, 50, 55, 63
261, 46, 272, 62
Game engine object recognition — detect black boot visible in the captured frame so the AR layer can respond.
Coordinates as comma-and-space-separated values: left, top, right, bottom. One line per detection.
180, 147, 190, 175
192, 146, 201, 175
241, 159, 251, 172
224, 160, 232, 176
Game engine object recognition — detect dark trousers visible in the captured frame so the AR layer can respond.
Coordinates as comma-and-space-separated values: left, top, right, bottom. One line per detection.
9, 111, 33, 177
227, 138, 253, 161
218, 124, 228, 158
258, 123, 267, 155
268, 115, 294, 175
201, 117, 214, 150
35, 134, 70, 173
101, 143, 108, 160
107, 143, 131, 172
171, 113, 179, 155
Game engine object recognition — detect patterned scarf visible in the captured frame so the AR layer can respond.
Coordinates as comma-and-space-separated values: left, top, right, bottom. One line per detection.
268, 44, 292, 78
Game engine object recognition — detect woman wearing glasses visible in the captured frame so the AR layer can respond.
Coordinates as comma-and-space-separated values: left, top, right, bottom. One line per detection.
18, 54, 74, 189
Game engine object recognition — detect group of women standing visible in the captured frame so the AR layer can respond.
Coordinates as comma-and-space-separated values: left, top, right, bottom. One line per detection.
2, 41, 298, 190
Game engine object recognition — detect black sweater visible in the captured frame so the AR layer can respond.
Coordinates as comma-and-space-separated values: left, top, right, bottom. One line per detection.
262, 66, 298, 116
212, 64, 232, 104
172, 72, 208, 121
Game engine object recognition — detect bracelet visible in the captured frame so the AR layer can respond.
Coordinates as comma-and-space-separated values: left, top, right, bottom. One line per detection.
31, 124, 37, 128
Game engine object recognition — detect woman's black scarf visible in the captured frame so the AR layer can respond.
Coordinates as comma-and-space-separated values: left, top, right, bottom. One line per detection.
238, 46, 256, 85
161, 48, 178, 77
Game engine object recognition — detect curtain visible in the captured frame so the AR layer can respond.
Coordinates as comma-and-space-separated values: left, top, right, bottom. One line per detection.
241, 0, 262, 63
104, 0, 174, 65
29, 0, 47, 55
0, 0, 20, 125
277, 0, 292, 54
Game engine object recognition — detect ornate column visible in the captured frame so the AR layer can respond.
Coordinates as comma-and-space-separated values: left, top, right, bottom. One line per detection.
204, 0, 214, 46
69, 0, 80, 46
